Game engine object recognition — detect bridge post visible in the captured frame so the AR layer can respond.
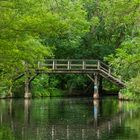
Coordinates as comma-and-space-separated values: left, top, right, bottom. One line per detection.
82, 60, 85, 70
24, 76, 32, 99
68, 60, 71, 70
99, 76, 103, 97
93, 73, 99, 99
53, 60, 55, 70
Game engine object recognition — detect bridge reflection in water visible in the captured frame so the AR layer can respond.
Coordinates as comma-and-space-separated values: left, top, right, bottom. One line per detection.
0, 98, 133, 140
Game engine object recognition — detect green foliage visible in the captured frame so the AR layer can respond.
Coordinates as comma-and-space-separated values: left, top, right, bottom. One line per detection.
32, 75, 65, 97
0, 0, 140, 97
106, 35, 140, 99
120, 74, 140, 100
106, 36, 140, 79
44, 0, 90, 58
127, 74, 140, 94
104, 0, 140, 98
0, 0, 89, 97
0, 126, 15, 140
78, 0, 140, 59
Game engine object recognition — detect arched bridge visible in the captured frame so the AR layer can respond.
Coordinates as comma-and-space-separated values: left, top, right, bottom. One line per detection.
37, 59, 125, 99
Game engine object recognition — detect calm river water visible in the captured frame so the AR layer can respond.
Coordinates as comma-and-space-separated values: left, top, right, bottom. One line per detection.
0, 97, 140, 140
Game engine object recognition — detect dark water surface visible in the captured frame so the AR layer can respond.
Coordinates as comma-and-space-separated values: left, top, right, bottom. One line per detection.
0, 97, 140, 140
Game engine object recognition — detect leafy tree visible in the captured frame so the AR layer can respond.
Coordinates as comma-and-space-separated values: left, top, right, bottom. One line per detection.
0, 0, 140, 98
78, 0, 140, 59
106, 34, 140, 99
0, 0, 89, 97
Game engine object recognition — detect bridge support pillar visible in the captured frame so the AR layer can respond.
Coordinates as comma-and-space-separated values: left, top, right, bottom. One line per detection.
24, 76, 32, 99
93, 74, 99, 99
99, 76, 103, 97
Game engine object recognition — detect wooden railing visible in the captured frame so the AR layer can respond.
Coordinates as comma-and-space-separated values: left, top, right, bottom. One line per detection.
99, 61, 111, 74
38, 59, 111, 73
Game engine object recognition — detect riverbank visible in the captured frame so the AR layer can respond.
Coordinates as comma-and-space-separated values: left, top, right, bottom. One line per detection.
0, 89, 119, 99
0, 87, 139, 101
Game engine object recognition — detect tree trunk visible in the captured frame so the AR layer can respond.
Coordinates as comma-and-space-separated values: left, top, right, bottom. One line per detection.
8, 84, 13, 98
24, 62, 32, 99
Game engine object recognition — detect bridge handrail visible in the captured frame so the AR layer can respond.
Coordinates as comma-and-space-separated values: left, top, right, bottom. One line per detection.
99, 61, 111, 74
40, 59, 99, 70
38, 59, 112, 76
45, 59, 99, 61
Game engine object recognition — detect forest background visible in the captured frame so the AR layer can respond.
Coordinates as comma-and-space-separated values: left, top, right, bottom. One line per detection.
0, 0, 140, 99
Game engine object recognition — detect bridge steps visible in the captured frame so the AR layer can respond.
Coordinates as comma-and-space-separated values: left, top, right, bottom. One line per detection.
99, 69, 125, 87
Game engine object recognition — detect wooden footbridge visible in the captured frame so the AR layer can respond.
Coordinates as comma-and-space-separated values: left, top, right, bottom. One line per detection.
37, 59, 125, 99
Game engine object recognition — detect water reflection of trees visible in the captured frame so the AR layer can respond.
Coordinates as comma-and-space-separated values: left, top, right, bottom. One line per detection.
0, 98, 140, 140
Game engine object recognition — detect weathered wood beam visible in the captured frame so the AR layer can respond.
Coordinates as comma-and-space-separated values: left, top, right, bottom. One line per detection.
29, 73, 39, 83
86, 74, 94, 83
14, 74, 24, 81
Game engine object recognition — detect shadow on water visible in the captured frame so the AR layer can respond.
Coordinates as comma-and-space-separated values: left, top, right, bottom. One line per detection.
0, 97, 140, 140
